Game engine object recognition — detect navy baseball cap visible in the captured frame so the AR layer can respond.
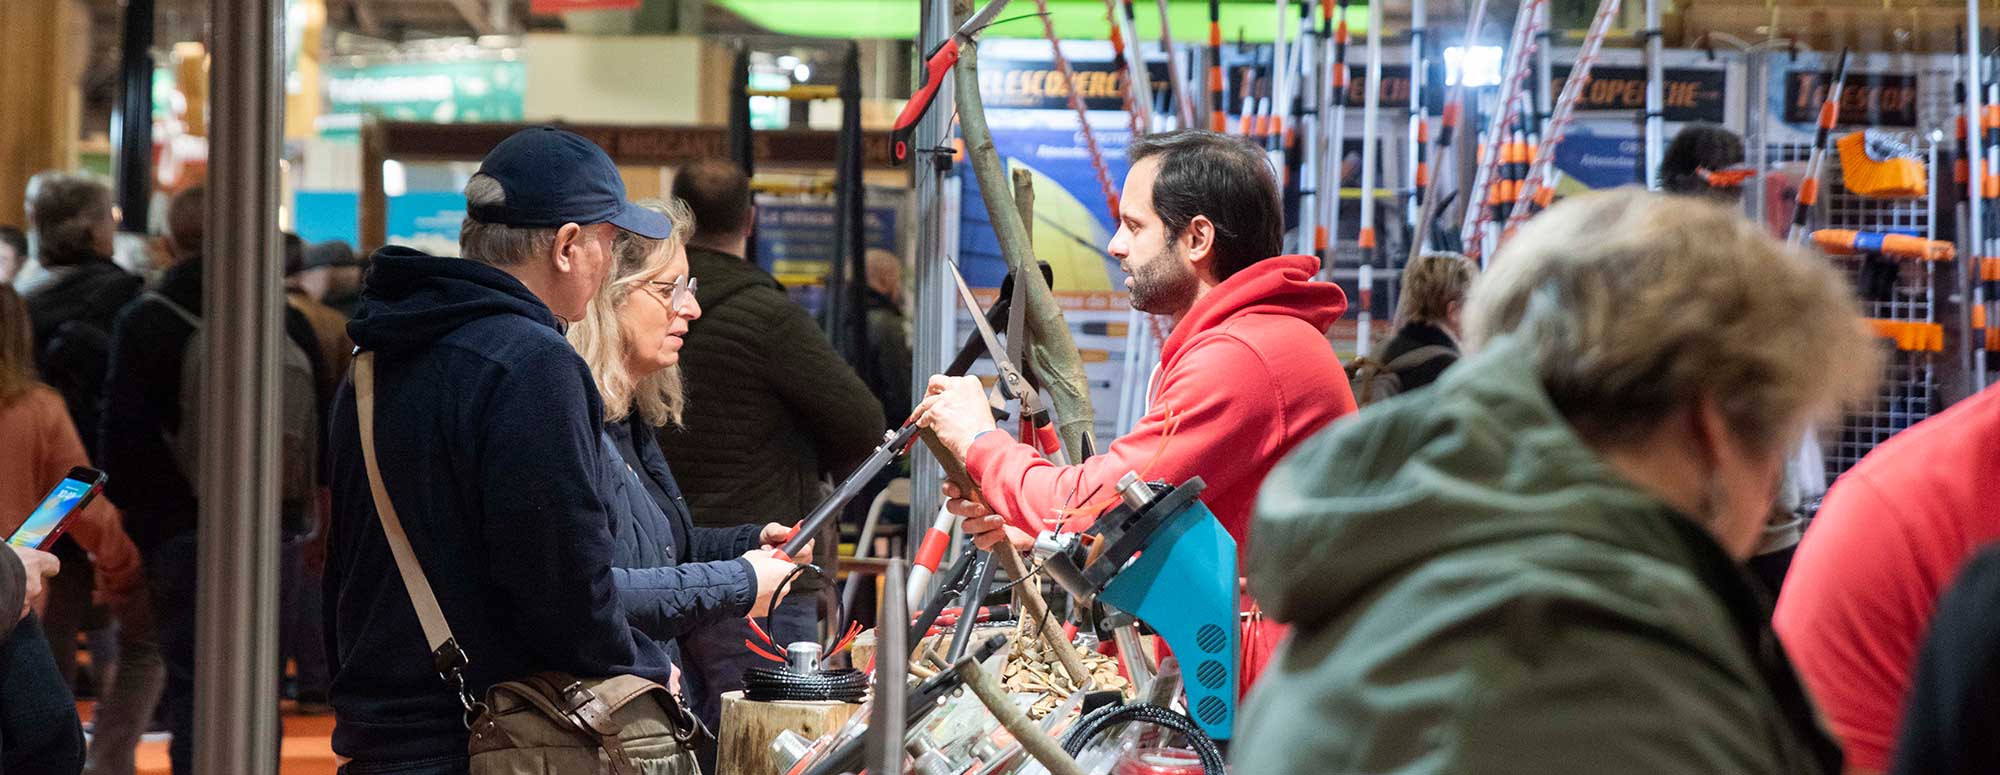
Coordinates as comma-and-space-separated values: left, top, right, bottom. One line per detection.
468, 127, 673, 239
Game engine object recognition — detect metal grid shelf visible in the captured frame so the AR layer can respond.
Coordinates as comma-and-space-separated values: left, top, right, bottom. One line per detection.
1779, 139, 1941, 485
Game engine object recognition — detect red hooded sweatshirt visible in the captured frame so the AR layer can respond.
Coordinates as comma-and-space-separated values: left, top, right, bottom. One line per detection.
966, 254, 1356, 685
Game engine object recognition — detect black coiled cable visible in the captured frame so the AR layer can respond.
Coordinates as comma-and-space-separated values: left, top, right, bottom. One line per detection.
1060, 702, 1226, 775
741, 666, 869, 703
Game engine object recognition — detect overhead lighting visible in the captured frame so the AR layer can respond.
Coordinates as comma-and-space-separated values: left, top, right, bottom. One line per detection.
1444, 46, 1503, 87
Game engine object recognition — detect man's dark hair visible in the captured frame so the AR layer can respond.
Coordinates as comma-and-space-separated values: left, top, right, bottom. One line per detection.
1127, 129, 1284, 281
0, 226, 25, 259
671, 159, 753, 240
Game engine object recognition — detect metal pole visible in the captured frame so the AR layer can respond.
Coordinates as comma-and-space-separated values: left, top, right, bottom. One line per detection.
1272, 0, 1290, 152
728, 46, 757, 265
1117, 0, 1158, 132
831, 42, 865, 362
1323, 0, 1352, 281
1643, 0, 1664, 189
1405, 0, 1427, 255
200, 0, 284, 771
113, 0, 155, 233
1535, 0, 1553, 138
911, 0, 960, 547
1747, 49, 1769, 224
1968, 17, 1987, 387
1296, 0, 1319, 257
1355, 0, 1382, 356
866, 561, 908, 774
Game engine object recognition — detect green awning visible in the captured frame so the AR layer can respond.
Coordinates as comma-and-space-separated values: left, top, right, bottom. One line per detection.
712, 0, 1374, 43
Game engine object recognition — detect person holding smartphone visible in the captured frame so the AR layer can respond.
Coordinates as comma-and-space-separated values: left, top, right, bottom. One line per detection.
0, 284, 135, 773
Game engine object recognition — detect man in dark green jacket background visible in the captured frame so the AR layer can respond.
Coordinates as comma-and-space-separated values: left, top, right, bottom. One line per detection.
661, 159, 886, 731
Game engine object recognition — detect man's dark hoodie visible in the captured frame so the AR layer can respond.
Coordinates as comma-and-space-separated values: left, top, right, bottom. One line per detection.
323, 247, 674, 763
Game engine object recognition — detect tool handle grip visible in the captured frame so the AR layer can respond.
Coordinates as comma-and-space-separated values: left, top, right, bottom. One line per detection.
891, 38, 962, 164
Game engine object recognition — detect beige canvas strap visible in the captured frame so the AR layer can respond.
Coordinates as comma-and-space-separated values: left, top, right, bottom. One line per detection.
354, 352, 460, 660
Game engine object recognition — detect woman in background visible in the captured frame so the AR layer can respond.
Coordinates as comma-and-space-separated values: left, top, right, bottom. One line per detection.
565, 200, 804, 744
0, 284, 152, 774
1349, 252, 1477, 405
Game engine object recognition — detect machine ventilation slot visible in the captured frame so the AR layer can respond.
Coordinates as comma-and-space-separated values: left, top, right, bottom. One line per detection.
1196, 660, 1228, 690
1196, 695, 1229, 726
1196, 624, 1227, 654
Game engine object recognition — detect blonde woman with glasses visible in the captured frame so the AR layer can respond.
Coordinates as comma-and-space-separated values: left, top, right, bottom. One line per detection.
567, 200, 805, 707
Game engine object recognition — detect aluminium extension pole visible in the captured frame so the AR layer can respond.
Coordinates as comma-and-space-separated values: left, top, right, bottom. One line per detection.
1405, 0, 1427, 253
1273, 0, 1290, 153
1535, 0, 1553, 138
1972, 15, 1989, 387
1296, 0, 1321, 257
1157, 0, 1200, 128
1355, 0, 1384, 356
1409, 0, 1490, 265
1322, 0, 1354, 281
1643, 0, 1664, 189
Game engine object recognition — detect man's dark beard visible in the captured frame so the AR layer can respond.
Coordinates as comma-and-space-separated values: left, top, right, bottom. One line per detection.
1128, 246, 1198, 315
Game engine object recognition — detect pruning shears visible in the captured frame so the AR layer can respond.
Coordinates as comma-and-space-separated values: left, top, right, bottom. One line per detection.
889, 0, 1013, 164
945, 259, 1066, 465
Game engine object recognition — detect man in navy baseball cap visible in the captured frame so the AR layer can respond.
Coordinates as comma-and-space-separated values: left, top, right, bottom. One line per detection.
323, 125, 682, 772
467, 126, 674, 240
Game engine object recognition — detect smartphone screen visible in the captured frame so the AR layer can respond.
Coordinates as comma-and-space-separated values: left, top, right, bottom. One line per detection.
10, 468, 106, 550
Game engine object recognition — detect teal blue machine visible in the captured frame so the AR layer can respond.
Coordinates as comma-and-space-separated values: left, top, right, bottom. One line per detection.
1031, 474, 1240, 740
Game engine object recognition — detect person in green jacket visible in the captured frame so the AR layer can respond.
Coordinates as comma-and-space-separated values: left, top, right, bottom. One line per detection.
1236, 189, 1876, 774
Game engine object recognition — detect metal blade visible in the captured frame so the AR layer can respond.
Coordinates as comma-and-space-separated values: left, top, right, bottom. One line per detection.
946, 259, 1014, 371
957, 0, 1013, 39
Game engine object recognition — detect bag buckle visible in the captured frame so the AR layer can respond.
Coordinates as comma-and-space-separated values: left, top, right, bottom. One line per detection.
433, 638, 487, 729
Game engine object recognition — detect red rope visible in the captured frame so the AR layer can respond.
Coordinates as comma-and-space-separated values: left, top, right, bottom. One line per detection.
1034, 0, 1121, 215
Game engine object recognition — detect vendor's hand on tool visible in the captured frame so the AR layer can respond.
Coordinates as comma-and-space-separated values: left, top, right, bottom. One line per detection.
742, 548, 796, 617
759, 522, 812, 565
913, 375, 998, 459
944, 481, 1035, 553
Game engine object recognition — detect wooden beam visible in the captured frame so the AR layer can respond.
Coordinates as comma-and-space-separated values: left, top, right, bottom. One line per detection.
370, 121, 902, 169
0, 0, 84, 230
444, 0, 497, 36
350, 0, 382, 37
359, 117, 387, 253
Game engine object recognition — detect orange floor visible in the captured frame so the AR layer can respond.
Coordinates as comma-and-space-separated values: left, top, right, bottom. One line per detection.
81, 702, 340, 775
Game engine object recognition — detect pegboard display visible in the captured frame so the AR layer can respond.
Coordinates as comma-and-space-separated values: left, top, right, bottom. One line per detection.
1785, 139, 1942, 485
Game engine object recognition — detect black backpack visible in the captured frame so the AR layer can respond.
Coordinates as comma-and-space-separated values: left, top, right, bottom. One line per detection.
1345, 344, 1455, 406
40, 320, 117, 459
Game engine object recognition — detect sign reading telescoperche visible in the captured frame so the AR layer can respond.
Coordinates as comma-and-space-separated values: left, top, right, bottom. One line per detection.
1782, 71, 1920, 128
976, 58, 1174, 112
1548, 66, 1728, 123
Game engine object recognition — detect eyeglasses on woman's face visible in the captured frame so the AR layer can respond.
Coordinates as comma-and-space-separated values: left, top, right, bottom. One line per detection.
642, 275, 697, 315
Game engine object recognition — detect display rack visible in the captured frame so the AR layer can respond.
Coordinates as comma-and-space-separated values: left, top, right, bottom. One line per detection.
1801, 142, 1944, 485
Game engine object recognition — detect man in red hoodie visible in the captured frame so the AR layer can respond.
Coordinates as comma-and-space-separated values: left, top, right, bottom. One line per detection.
913, 129, 1357, 679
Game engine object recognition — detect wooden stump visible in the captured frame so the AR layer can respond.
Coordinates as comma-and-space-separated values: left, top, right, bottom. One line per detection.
716, 691, 862, 775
